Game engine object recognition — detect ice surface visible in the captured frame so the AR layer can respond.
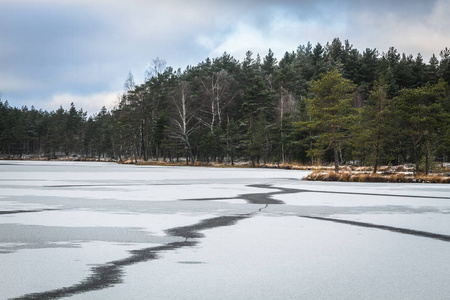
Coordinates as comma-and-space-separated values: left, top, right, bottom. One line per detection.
70, 216, 450, 300
0, 210, 215, 236
1, 242, 147, 299
1, 161, 449, 300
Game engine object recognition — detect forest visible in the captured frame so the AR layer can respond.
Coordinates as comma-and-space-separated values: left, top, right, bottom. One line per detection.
1, 38, 450, 174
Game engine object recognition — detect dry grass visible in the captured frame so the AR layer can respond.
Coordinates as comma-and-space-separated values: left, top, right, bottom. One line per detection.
303, 169, 450, 183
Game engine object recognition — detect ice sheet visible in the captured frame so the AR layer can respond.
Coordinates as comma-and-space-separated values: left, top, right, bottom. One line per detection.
70, 216, 450, 300
1, 161, 449, 300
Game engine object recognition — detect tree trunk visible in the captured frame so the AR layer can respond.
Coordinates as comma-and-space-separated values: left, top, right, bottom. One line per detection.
425, 134, 430, 175
140, 123, 145, 160
334, 143, 339, 173
373, 144, 379, 174
413, 144, 419, 174
231, 145, 234, 166
185, 137, 195, 165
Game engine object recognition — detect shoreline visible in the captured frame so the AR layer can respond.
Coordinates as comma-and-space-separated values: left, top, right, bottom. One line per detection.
1, 157, 449, 183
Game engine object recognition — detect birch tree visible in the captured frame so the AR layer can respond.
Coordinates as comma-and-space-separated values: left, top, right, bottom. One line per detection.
171, 79, 197, 164
198, 69, 238, 131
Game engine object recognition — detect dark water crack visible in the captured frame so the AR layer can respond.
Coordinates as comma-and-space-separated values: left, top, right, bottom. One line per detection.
10, 184, 288, 299
43, 183, 186, 188
10, 215, 248, 300
300, 189, 450, 200
183, 184, 450, 205
166, 215, 248, 239
0, 209, 58, 215
300, 215, 450, 242
184, 184, 303, 205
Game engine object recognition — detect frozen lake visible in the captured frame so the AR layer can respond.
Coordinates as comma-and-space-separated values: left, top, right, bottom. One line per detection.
1, 161, 449, 300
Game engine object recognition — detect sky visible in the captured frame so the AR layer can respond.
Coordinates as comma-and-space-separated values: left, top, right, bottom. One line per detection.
1, 0, 449, 114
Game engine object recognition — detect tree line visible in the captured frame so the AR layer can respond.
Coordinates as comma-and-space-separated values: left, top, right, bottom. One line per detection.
1, 38, 449, 173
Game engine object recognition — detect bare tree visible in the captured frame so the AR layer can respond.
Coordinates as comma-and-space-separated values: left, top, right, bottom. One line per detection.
198, 70, 238, 131
171, 80, 197, 164
123, 71, 135, 93
145, 57, 167, 81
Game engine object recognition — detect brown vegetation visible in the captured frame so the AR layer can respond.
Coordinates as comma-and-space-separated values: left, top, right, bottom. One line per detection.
304, 169, 450, 183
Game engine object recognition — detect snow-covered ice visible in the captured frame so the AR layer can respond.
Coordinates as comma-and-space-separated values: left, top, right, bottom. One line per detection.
1, 161, 449, 299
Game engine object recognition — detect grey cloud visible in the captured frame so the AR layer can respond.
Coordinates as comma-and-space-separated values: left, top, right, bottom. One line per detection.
0, 0, 447, 112
0, 3, 112, 95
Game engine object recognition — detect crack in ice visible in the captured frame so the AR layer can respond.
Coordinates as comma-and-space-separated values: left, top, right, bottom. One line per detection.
10, 184, 291, 299
300, 215, 450, 242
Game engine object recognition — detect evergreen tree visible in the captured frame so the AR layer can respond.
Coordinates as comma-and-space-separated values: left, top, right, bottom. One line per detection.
360, 48, 379, 86
352, 77, 394, 172
395, 54, 415, 89
312, 43, 327, 80
394, 80, 449, 173
426, 54, 440, 84
413, 53, 426, 87
306, 69, 356, 172
439, 47, 450, 83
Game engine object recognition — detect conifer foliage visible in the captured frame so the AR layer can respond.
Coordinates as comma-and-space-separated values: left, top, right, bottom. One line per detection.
305, 68, 356, 172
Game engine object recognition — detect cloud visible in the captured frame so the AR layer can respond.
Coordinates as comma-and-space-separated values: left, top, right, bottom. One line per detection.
196, 0, 448, 63
1, 0, 448, 112
196, 6, 348, 61
45, 92, 121, 114
0, 0, 216, 101
346, 0, 449, 59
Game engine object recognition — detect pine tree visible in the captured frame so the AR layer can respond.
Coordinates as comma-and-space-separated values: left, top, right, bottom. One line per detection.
352, 77, 393, 172
306, 68, 356, 172
394, 80, 449, 174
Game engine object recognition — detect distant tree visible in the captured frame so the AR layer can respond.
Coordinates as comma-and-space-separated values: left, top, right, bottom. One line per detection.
360, 48, 379, 86
124, 71, 136, 92
294, 42, 315, 82
225, 117, 239, 165
197, 69, 238, 132
413, 53, 426, 87
243, 113, 268, 167
83, 116, 97, 157
439, 47, 450, 83
326, 38, 344, 69
394, 80, 449, 174
170, 79, 198, 164
277, 50, 307, 96
145, 57, 167, 81
112, 94, 141, 162
352, 77, 393, 172
306, 68, 356, 172
65, 102, 86, 155
385, 47, 400, 67
395, 54, 415, 89
425, 54, 440, 84
312, 43, 327, 80
44, 106, 67, 158
262, 48, 277, 78
89, 106, 113, 159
